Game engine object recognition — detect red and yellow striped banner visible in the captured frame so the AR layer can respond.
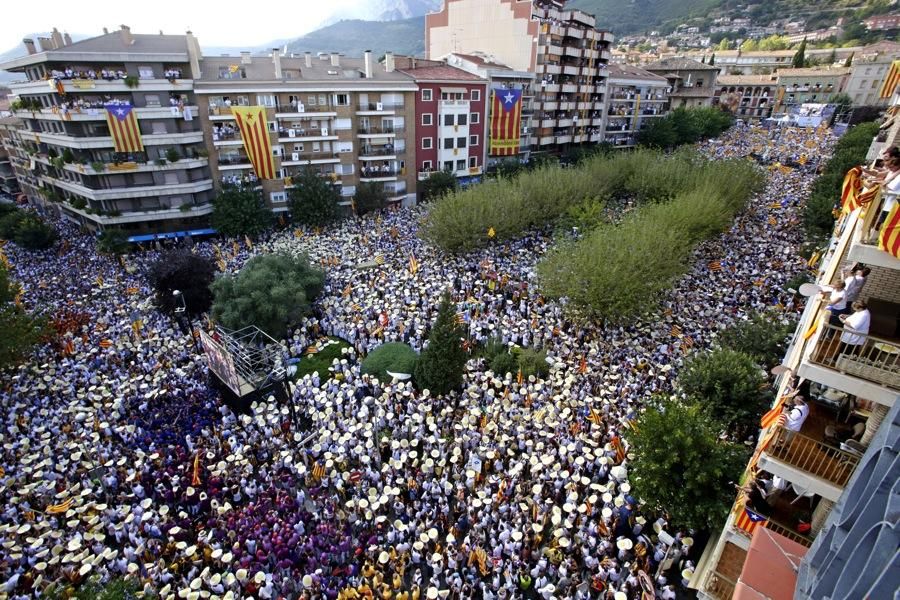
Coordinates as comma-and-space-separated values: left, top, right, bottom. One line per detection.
231, 106, 276, 180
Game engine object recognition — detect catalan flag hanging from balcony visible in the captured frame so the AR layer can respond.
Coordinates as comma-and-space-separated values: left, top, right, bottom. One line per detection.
840, 166, 862, 214
231, 106, 276, 180
734, 506, 768, 536
878, 203, 900, 258
104, 103, 144, 153
879, 60, 900, 99
489, 88, 522, 156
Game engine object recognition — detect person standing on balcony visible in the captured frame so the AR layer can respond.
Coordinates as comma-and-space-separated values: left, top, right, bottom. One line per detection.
842, 265, 870, 308
783, 395, 810, 444
838, 300, 871, 357
820, 280, 847, 326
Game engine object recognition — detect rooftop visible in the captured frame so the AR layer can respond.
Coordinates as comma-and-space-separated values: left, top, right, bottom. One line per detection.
775, 66, 851, 78
644, 57, 719, 72
717, 74, 778, 86
606, 63, 668, 83
196, 54, 414, 85
396, 64, 485, 82
451, 53, 514, 71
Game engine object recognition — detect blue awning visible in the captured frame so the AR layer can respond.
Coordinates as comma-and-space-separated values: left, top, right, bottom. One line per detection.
127, 228, 217, 243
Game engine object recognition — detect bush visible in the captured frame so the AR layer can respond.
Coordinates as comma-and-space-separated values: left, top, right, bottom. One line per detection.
637, 106, 733, 149
415, 291, 467, 395
716, 312, 794, 370
679, 349, 773, 440
210, 185, 274, 237
148, 249, 216, 316
211, 253, 324, 338
0, 210, 25, 239
289, 169, 342, 227
97, 229, 129, 255
362, 342, 419, 382
627, 398, 749, 531
13, 215, 57, 249
420, 170, 459, 203
517, 347, 550, 379
490, 351, 518, 377
355, 181, 388, 216
294, 337, 352, 380
61, 148, 74, 163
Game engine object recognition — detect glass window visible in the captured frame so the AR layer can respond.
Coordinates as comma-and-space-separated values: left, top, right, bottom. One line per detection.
469, 156, 477, 168
422, 137, 433, 149
334, 94, 349, 106
444, 114, 454, 126
443, 138, 454, 149
471, 89, 481, 101
457, 113, 467, 126
456, 159, 466, 171
469, 135, 478, 146
422, 89, 433, 101
457, 137, 467, 148
138, 66, 155, 79
443, 161, 453, 171
422, 113, 433, 126
471, 112, 480, 124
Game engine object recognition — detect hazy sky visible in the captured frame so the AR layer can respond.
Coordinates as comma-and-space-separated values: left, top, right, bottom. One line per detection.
1, 0, 374, 52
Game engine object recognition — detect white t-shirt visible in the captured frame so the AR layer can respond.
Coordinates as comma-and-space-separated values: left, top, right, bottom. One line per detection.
844, 274, 865, 303
840, 309, 871, 345
785, 402, 809, 432
823, 287, 847, 311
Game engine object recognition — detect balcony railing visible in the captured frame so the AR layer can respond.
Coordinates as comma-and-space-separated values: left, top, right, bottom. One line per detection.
357, 103, 402, 111
765, 425, 860, 487
808, 322, 900, 390
763, 518, 814, 548
357, 126, 401, 135
705, 571, 737, 600
359, 167, 401, 178
359, 146, 402, 157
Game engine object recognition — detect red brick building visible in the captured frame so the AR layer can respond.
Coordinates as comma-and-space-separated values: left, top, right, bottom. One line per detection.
396, 60, 488, 187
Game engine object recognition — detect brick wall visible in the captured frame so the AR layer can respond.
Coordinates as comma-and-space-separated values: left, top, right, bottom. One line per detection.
860, 264, 900, 304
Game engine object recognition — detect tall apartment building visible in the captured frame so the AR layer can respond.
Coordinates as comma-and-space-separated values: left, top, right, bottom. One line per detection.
0, 118, 22, 199
602, 64, 669, 148
692, 109, 900, 599
0, 27, 214, 236
771, 67, 850, 114
426, 0, 614, 156
195, 51, 418, 210
394, 57, 488, 185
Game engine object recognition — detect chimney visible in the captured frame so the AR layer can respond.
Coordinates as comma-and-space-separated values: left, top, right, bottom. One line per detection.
119, 25, 134, 46
272, 48, 283, 79
364, 50, 373, 79
23, 39, 36, 55
384, 52, 395, 73
330, 52, 340, 67
185, 30, 202, 80
51, 28, 64, 49
63, 32, 72, 46
103, 27, 109, 35
37, 37, 53, 52
304, 52, 312, 68
241, 51, 252, 65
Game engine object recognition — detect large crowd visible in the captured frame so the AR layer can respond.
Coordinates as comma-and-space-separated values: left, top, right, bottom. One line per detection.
0, 123, 837, 599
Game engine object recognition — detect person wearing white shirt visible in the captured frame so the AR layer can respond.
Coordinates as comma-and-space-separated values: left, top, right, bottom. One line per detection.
820, 280, 847, 326
839, 301, 871, 354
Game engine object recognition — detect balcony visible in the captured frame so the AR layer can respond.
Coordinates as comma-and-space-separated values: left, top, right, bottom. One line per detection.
805, 321, 900, 396
847, 191, 900, 270
357, 126, 402, 136
440, 100, 470, 108
20, 105, 199, 122
41, 175, 213, 202
561, 84, 578, 94
12, 78, 192, 96
563, 47, 582, 59
17, 129, 204, 149
274, 105, 337, 118
359, 146, 402, 159
562, 65, 579, 76
356, 103, 401, 115
65, 202, 214, 225
359, 166, 401, 181
281, 151, 342, 166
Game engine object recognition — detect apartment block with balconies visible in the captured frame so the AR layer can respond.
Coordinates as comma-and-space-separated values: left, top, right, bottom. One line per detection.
602, 64, 670, 148
195, 50, 417, 212
692, 111, 900, 599
0, 26, 214, 236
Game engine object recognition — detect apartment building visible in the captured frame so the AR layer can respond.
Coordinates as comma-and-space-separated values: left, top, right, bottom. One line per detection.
714, 74, 778, 122
426, 0, 614, 155
0, 118, 22, 199
445, 52, 536, 162
644, 57, 719, 109
195, 51, 418, 210
845, 41, 900, 107
0, 26, 213, 236
692, 107, 900, 599
602, 64, 669, 148
394, 58, 488, 185
697, 50, 795, 75
772, 67, 850, 113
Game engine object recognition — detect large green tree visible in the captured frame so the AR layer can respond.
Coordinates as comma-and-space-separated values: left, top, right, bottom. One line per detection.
210, 185, 274, 237
289, 169, 342, 227
96, 229, 130, 255
354, 182, 388, 216
414, 291, 467, 395
420, 170, 459, 203
148, 249, 216, 316
679, 349, 773, 440
792, 37, 807, 68
716, 312, 794, 370
211, 253, 324, 337
0, 265, 47, 369
627, 398, 748, 531
361, 342, 419, 382
11, 215, 57, 250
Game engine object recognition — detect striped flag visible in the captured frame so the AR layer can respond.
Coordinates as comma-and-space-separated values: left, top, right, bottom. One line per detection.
45, 497, 74, 514
95, 275, 104, 287
841, 167, 863, 214
708, 260, 722, 272
768, 215, 777, 226
231, 106, 276, 180
611, 436, 626, 463
455, 312, 466, 325
734, 506, 768, 535
374, 254, 385, 265
517, 370, 523, 385
489, 88, 523, 156
670, 324, 682, 337
408, 254, 419, 275
879, 202, 900, 258
587, 406, 603, 426
311, 462, 326, 480
104, 103, 144, 153
760, 399, 785, 429
487, 226, 496, 239
342, 283, 352, 298
192, 452, 201, 486
578, 355, 588, 374
879, 59, 900, 98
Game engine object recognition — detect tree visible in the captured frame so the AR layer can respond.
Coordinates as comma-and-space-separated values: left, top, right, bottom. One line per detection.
517, 347, 550, 379
148, 249, 216, 316
716, 313, 794, 370
288, 169, 342, 227
420, 170, 459, 203
211, 253, 324, 338
0, 265, 47, 369
827, 48, 837, 65
97, 229, 130, 255
354, 182, 388, 216
792, 37, 807, 68
210, 185, 274, 238
626, 398, 748, 531
717, 38, 731, 51
13, 215, 57, 250
414, 291, 467, 395
636, 117, 678, 149
679, 349, 773, 440
362, 342, 419, 382
828, 93, 853, 116
709, 53, 715, 66
0, 209, 25, 239
843, 52, 854, 68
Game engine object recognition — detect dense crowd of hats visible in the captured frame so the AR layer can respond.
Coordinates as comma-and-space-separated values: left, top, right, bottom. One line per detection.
0, 123, 836, 599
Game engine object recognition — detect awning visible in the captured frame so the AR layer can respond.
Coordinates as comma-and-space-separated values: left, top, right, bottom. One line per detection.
127, 228, 216, 243
734, 528, 809, 600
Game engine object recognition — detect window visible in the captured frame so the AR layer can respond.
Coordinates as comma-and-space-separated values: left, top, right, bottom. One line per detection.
422, 137, 433, 149
444, 138, 454, 149
471, 89, 481, 101
256, 94, 276, 107
422, 160, 432, 170
218, 66, 245, 80
443, 161, 453, 171
294, 144, 304, 152
469, 156, 477, 168
138, 66, 155, 79
471, 112, 480, 124
318, 95, 327, 106
163, 173, 179, 185
444, 114, 454, 126
457, 113, 467, 126
421, 89, 433, 101
871, 80, 880, 89
151, 122, 167, 135
422, 113, 433, 126
144, 94, 160, 108
270, 191, 287, 203
334, 94, 350, 106
312, 142, 321, 153
456, 159, 466, 171
307, 95, 317, 106
457, 137, 467, 148
469, 135, 479, 146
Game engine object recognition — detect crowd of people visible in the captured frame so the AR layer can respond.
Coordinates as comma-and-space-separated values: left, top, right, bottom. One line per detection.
0, 124, 838, 599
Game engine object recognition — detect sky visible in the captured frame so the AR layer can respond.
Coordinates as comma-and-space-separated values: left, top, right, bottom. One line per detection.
0, 0, 375, 52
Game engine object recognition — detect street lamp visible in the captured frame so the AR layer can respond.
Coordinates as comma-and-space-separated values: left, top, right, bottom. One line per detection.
172, 289, 200, 351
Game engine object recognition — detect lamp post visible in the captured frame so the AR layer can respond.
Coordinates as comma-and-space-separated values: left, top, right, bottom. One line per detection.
172, 289, 200, 351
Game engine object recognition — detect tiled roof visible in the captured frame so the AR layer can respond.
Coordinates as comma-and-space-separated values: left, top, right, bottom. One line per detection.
198, 55, 413, 83
43, 32, 190, 56
644, 57, 719, 71
452, 53, 513, 70
397, 65, 484, 81
606, 63, 668, 83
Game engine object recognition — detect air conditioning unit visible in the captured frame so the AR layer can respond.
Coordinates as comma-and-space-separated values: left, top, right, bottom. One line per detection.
376, 102, 384, 111
288, 129, 296, 138
292, 152, 299, 161
321, 127, 329, 136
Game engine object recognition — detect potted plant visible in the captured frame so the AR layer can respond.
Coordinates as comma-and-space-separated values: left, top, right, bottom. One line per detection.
165, 148, 180, 163
91, 161, 106, 173
124, 75, 139, 88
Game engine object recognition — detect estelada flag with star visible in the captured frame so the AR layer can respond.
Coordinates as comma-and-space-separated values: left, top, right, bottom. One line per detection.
104, 103, 144, 153
231, 106, 276, 179
489, 88, 523, 156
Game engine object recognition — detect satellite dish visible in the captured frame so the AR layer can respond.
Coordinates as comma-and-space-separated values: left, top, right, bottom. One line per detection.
798, 283, 822, 297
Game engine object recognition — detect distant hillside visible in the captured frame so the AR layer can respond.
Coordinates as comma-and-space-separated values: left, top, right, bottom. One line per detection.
285, 17, 426, 58
568, 0, 892, 35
